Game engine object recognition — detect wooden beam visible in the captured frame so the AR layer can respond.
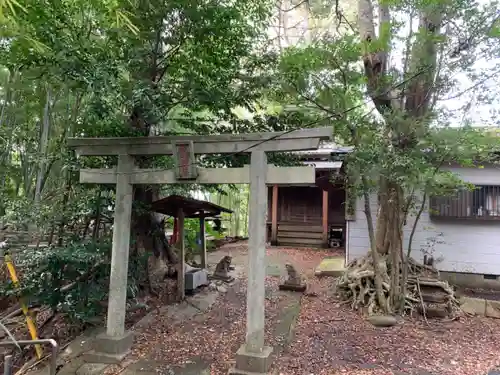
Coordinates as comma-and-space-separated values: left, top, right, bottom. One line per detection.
199, 216, 207, 269
79, 166, 316, 185
271, 185, 278, 246
177, 208, 185, 301
67, 127, 332, 156
322, 190, 329, 247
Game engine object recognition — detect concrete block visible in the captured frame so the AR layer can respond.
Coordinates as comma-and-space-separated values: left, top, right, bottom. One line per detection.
93, 331, 134, 355
185, 269, 209, 291
314, 257, 345, 277
233, 345, 273, 374
486, 300, 500, 319
460, 296, 486, 316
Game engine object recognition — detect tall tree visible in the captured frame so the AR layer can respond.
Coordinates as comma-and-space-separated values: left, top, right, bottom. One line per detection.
273, 0, 500, 314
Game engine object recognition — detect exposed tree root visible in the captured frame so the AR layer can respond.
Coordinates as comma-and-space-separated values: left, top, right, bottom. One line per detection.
336, 253, 460, 318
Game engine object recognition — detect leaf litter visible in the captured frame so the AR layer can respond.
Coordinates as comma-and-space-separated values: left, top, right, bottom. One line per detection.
120, 244, 500, 375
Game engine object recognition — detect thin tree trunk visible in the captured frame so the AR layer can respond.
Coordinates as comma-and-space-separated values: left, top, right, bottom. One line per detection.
34, 87, 51, 206
361, 175, 388, 313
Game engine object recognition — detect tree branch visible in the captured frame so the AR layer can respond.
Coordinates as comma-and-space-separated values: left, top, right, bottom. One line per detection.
357, 0, 392, 114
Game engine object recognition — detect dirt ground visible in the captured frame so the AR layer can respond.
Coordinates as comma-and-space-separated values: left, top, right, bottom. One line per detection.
126, 242, 500, 375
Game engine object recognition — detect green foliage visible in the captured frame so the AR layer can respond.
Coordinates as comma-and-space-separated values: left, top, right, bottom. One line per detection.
2, 240, 109, 322
1, 238, 149, 323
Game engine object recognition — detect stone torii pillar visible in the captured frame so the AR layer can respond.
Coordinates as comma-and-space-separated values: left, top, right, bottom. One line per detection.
231, 150, 272, 373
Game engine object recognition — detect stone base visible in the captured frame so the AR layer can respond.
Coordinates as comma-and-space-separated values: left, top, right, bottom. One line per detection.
83, 331, 134, 364
230, 345, 273, 374
83, 351, 126, 364
278, 283, 306, 292
209, 274, 235, 282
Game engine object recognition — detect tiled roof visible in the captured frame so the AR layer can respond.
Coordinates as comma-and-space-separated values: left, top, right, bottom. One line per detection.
296, 141, 353, 155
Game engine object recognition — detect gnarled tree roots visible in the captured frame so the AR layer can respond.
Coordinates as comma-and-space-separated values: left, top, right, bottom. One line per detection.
336, 253, 460, 318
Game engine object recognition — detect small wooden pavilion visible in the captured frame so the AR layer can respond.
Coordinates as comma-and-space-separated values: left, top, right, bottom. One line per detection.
152, 194, 233, 252
151, 194, 233, 299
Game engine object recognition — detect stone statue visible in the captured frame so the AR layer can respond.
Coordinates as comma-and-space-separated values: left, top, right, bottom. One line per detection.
212, 255, 234, 281
284, 264, 302, 285
279, 263, 306, 292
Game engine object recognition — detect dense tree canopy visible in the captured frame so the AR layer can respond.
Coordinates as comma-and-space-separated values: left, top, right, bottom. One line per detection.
0, 0, 499, 325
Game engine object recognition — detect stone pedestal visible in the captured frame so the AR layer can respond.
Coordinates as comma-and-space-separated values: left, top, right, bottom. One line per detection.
278, 282, 306, 292
228, 345, 273, 375
83, 331, 134, 364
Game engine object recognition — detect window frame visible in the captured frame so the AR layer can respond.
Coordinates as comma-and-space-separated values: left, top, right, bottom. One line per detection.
429, 184, 500, 220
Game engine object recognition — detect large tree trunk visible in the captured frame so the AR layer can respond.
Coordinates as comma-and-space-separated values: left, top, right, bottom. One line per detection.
337, 0, 445, 314
127, 106, 182, 297
132, 183, 177, 263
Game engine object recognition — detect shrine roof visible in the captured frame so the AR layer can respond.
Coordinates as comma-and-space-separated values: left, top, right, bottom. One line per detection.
151, 195, 233, 218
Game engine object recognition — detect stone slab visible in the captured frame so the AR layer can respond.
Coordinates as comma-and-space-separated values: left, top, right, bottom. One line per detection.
124, 358, 211, 375
486, 299, 500, 318
273, 296, 301, 352
61, 335, 95, 361
93, 330, 134, 355
314, 257, 345, 277
228, 368, 270, 375
127, 360, 165, 372
58, 358, 86, 375
189, 291, 219, 311
25, 366, 50, 375
460, 296, 486, 316
234, 345, 273, 374
83, 351, 127, 364
76, 363, 108, 375
265, 264, 282, 277
366, 315, 398, 327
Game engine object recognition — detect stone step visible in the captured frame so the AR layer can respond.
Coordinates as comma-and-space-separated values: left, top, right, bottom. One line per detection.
277, 224, 322, 232
277, 231, 323, 239
277, 237, 324, 245
278, 242, 323, 248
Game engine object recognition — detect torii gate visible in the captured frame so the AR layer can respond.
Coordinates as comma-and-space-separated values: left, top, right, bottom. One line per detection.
67, 127, 331, 373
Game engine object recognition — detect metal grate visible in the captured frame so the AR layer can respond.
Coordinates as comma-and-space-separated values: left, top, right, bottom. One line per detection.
430, 185, 500, 219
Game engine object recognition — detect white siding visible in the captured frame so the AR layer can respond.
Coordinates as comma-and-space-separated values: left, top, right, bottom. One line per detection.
347, 165, 500, 275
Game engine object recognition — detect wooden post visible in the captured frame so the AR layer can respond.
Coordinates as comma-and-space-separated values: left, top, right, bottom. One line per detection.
271, 185, 278, 246
177, 208, 185, 300
106, 155, 133, 337
322, 189, 329, 247
199, 215, 207, 269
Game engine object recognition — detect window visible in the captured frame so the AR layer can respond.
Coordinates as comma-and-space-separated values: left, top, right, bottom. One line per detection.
430, 185, 500, 219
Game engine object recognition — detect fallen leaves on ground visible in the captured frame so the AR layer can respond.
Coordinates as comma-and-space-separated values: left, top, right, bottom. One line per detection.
123, 244, 500, 375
